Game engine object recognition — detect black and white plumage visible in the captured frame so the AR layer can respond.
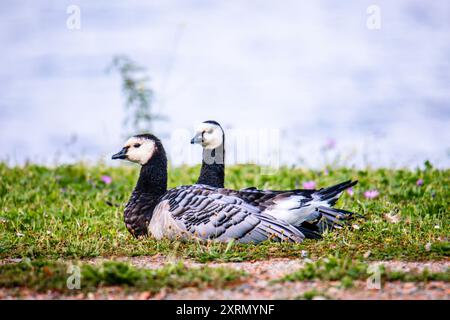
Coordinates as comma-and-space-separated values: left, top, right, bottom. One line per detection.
151, 185, 306, 243
214, 180, 358, 232
190, 120, 225, 188
113, 134, 306, 243
114, 134, 167, 237
190, 120, 359, 237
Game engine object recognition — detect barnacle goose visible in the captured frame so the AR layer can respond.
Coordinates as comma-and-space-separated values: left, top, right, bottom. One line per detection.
112, 134, 307, 243
190, 121, 359, 237
190, 120, 225, 188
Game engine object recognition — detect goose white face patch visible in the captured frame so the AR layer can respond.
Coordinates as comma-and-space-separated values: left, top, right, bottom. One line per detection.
194, 122, 223, 150
123, 137, 156, 165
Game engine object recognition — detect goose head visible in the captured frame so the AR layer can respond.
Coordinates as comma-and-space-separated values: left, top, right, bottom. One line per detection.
112, 134, 161, 165
190, 120, 224, 150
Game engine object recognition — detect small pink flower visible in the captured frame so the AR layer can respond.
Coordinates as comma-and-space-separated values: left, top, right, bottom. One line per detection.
101, 175, 112, 185
416, 179, 424, 186
303, 181, 316, 190
347, 187, 354, 196
325, 138, 336, 150
364, 190, 379, 199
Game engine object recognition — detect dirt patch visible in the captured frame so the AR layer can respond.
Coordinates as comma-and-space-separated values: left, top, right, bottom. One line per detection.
1, 257, 448, 300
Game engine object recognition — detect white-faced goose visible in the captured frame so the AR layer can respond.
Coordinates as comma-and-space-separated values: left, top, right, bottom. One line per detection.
112, 134, 309, 243
190, 120, 225, 188
190, 120, 359, 236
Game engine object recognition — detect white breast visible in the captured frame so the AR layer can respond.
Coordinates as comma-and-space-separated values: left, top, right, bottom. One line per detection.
148, 200, 190, 240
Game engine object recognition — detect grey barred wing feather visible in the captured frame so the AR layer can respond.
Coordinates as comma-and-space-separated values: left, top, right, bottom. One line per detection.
216, 187, 320, 228
224, 187, 315, 211
235, 181, 357, 212
219, 181, 358, 232
152, 185, 305, 243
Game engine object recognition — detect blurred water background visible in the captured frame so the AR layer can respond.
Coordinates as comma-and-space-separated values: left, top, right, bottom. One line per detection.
1, 0, 449, 168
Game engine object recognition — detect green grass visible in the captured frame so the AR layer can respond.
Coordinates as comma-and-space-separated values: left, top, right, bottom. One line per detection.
0, 162, 448, 261
296, 289, 331, 300
276, 255, 450, 288
0, 259, 245, 293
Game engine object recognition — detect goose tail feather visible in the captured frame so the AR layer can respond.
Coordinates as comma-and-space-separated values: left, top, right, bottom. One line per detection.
316, 206, 358, 233
295, 222, 322, 240
315, 180, 358, 206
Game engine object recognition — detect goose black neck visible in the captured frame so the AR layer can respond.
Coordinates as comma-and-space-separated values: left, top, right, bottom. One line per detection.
135, 149, 168, 196
124, 139, 168, 238
196, 143, 225, 188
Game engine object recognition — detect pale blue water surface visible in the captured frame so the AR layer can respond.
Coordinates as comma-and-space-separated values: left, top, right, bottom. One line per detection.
1, 1, 449, 168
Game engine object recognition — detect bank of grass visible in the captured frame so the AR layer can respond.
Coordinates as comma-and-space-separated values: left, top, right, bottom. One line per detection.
275, 255, 450, 289
0, 259, 245, 293
0, 162, 448, 261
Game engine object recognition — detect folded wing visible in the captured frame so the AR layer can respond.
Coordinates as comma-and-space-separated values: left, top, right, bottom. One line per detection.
151, 185, 305, 243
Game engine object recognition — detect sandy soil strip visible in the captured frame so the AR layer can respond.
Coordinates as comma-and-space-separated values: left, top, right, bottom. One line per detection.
1, 257, 448, 300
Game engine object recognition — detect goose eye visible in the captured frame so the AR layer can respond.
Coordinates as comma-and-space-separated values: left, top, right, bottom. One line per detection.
134, 143, 141, 148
